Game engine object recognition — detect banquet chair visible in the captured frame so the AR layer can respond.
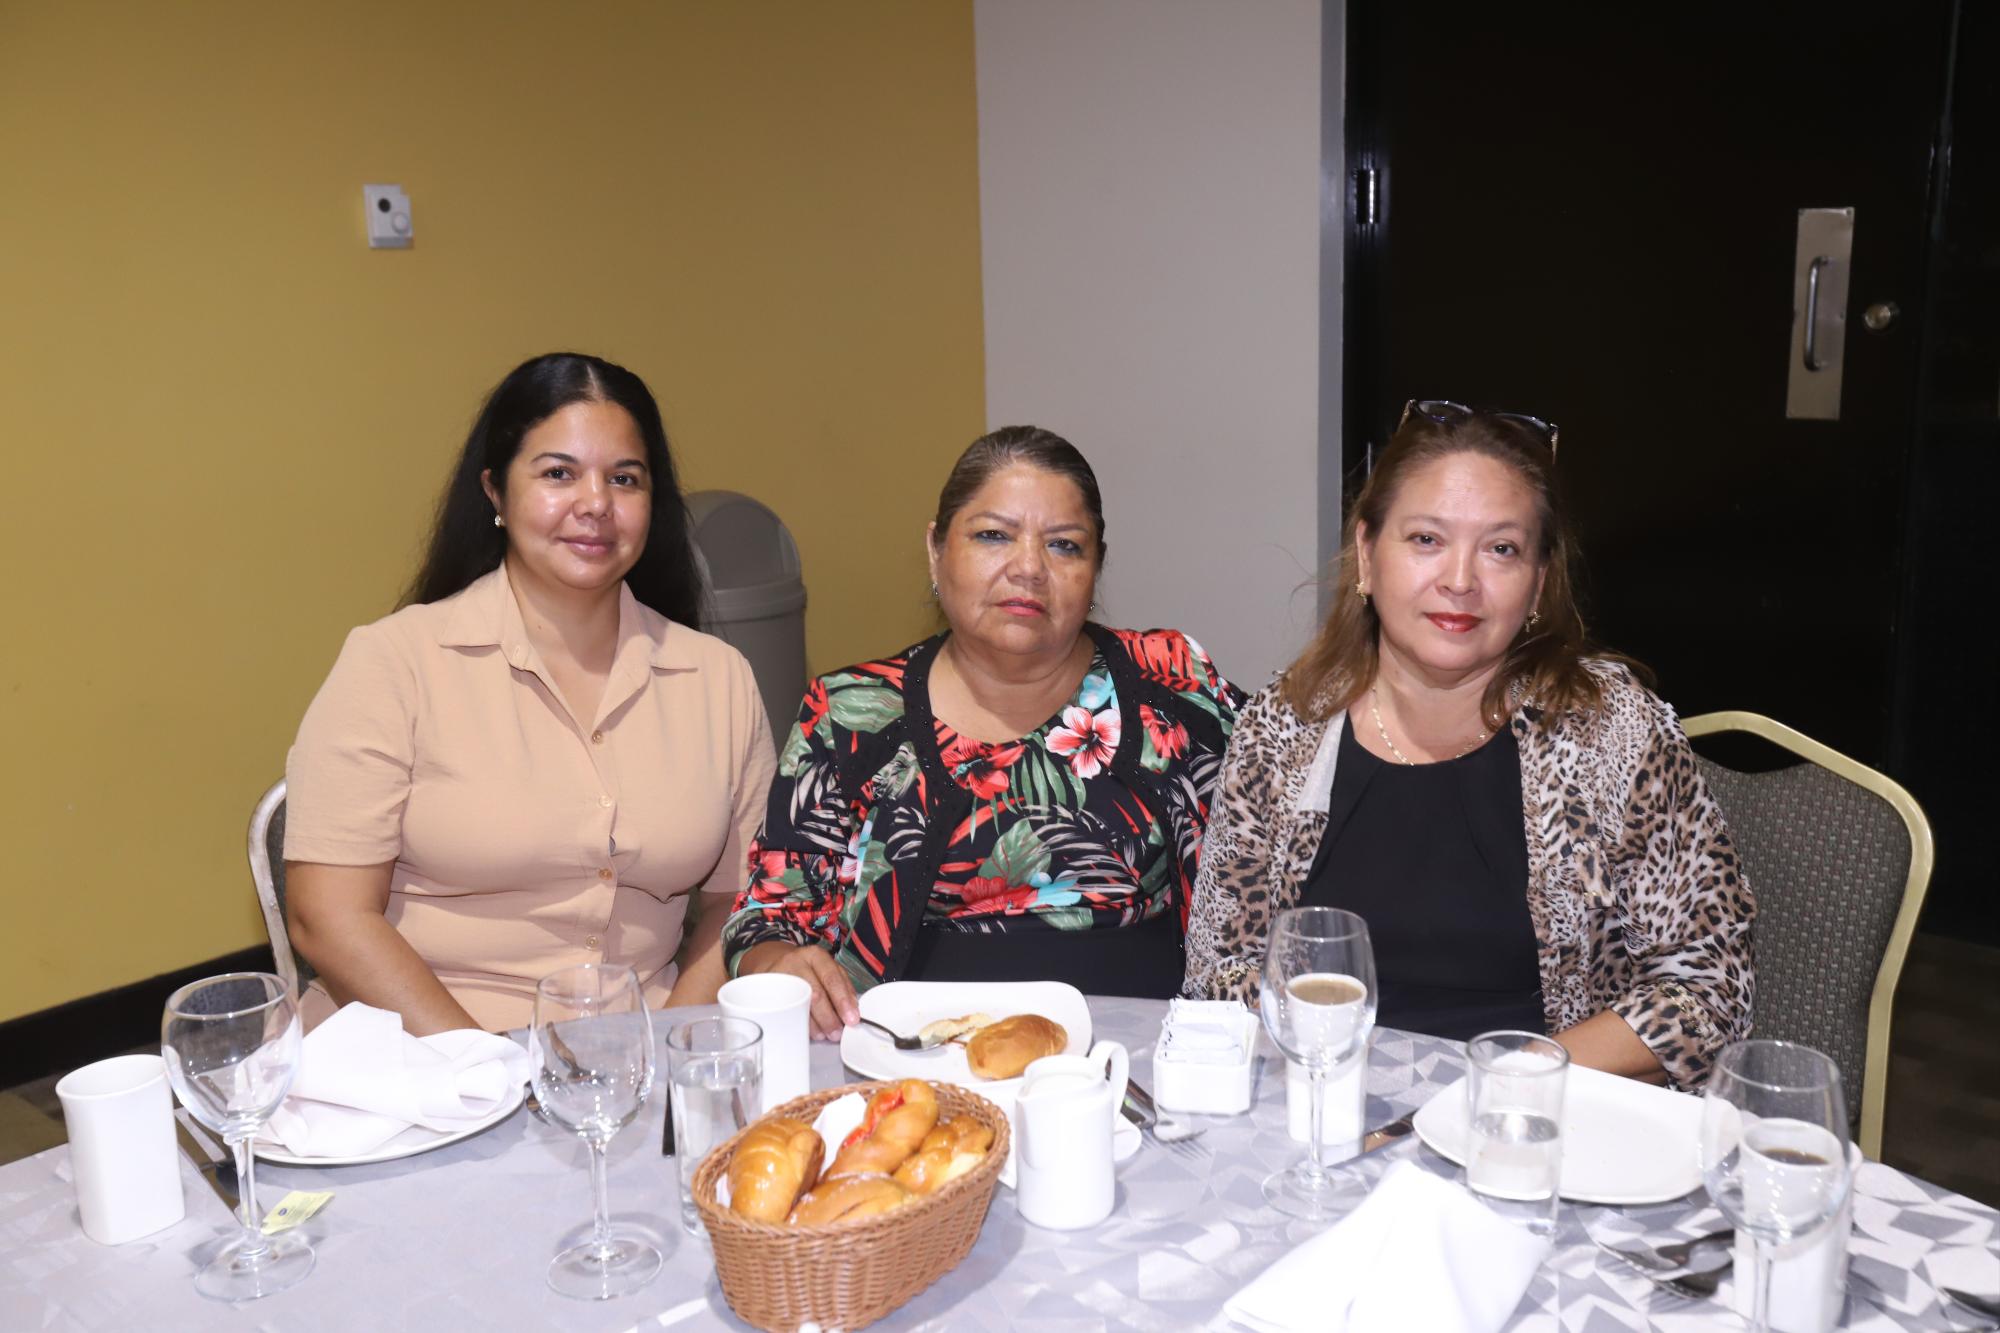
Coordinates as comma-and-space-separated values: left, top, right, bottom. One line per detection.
1684, 711, 1933, 1159
248, 778, 316, 995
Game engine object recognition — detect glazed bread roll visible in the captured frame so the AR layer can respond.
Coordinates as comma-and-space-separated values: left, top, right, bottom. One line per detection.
727, 1117, 826, 1223
786, 1173, 912, 1226
823, 1079, 940, 1179
892, 1116, 996, 1195
966, 1014, 1069, 1079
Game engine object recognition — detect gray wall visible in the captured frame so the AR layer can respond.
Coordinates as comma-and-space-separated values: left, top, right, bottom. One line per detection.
975, 0, 1336, 690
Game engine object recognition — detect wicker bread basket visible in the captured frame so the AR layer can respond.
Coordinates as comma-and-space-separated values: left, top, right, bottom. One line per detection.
692, 1080, 1011, 1333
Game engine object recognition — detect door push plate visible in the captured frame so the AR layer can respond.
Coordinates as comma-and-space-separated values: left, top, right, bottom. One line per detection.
1787, 207, 1855, 421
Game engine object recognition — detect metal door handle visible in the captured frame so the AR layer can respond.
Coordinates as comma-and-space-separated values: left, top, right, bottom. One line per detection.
1788, 208, 1853, 420
1803, 255, 1831, 371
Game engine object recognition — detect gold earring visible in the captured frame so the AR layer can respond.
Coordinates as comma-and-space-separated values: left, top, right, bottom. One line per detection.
1527, 609, 1541, 630
1355, 578, 1368, 605
929, 580, 939, 597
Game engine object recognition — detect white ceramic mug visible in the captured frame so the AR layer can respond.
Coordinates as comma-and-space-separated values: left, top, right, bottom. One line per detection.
1730, 1139, 1863, 1333
1286, 1052, 1364, 1150
718, 972, 811, 1109
55, 1053, 185, 1245
1012, 1040, 1130, 1230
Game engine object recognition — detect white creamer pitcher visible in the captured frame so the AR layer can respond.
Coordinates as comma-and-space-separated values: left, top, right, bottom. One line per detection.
1012, 1040, 1130, 1230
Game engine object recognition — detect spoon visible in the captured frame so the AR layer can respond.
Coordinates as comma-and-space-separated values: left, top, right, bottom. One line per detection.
854, 1016, 951, 1051
1947, 1290, 2000, 1322
1596, 1228, 1736, 1273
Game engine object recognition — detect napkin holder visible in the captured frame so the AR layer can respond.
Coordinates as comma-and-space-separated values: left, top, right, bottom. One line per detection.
1153, 999, 1256, 1115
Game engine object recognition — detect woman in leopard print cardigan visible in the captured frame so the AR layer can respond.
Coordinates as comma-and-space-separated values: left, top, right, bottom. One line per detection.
1183, 403, 1752, 1089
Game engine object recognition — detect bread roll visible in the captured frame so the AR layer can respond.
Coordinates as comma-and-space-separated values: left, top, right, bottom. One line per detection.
786, 1173, 911, 1226
918, 1012, 993, 1045
965, 1014, 1069, 1079
892, 1116, 996, 1195
823, 1079, 939, 1178
727, 1117, 825, 1223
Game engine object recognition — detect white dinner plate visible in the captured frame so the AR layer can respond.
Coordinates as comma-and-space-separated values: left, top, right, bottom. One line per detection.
1411, 1062, 1703, 1204
253, 1082, 526, 1167
839, 980, 1093, 1090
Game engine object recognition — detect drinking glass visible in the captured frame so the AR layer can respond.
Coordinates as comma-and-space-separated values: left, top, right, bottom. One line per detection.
1464, 1030, 1569, 1236
160, 972, 313, 1301
1258, 906, 1377, 1220
1700, 1040, 1852, 1333
533, 963, 660, 1300
664, 1016, 763, 1236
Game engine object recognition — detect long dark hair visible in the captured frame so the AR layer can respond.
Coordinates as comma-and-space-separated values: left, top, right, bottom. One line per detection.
1283, 406, 1639, 725
405, 352, 704, 627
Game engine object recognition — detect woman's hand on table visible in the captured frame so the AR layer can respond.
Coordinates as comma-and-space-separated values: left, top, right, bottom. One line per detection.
737, 942, 859, 1039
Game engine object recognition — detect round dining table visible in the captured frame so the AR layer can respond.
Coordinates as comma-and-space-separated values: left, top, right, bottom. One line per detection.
2, 996, 1995, 1331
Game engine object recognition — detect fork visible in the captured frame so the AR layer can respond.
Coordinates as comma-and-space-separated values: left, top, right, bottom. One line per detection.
1597, 1228, 1736, 1273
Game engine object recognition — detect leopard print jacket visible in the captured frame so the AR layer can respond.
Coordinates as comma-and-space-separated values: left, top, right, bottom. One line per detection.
1182, 660, 1754, 1089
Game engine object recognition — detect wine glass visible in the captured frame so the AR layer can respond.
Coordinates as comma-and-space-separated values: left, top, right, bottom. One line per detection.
533, 963, 661, 1300
160, 972, 314, 1301
1700, 1040, 1853, 1333
1258, 906, 1377, 1221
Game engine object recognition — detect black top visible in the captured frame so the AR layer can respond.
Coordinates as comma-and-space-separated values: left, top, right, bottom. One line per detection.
1301, 718, 1545, 1041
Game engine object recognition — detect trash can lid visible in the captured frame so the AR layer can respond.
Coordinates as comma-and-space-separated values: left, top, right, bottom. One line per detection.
685, 490, 801, 589
710, 578, 808, 622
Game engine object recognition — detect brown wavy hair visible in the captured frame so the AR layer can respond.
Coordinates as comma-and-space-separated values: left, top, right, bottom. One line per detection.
1281, 407, 1636, 726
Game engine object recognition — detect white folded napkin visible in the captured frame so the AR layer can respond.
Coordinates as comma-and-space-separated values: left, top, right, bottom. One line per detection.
1224, 1162, 1550, 1333
261, 1003, 532, 1157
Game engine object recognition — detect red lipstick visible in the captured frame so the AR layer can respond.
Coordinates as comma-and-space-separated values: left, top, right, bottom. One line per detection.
1425, 613, 1480, 633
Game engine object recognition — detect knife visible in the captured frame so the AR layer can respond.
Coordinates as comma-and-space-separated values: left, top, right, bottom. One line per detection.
1121, 1079, 1159, 1127
175, 1112, 241, 1212
1360, 1113, 1415, 1154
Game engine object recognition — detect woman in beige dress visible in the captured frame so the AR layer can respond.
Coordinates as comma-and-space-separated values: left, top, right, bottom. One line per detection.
284, 352, 775, 1033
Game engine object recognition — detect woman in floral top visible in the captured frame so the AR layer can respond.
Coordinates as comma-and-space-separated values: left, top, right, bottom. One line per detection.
723, 427, 1243, 1034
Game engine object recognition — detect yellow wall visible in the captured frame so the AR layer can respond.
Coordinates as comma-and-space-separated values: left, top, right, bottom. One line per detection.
0, 1, 984, 1021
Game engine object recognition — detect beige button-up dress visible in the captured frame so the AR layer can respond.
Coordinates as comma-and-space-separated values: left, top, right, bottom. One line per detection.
285, 566, 776, 1031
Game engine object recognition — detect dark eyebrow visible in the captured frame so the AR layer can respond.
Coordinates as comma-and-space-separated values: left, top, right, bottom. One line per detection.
528, 452, 648, 470
968, 510, 1089, 533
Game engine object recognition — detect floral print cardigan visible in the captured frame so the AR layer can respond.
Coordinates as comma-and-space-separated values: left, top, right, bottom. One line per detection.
722, 624, 1243, 990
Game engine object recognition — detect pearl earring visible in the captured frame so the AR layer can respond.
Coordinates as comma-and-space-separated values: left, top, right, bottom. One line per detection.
493, 515, 505, 528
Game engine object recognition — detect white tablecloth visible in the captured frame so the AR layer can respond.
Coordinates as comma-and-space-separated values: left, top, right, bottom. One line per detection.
3, 998, 1994, 1331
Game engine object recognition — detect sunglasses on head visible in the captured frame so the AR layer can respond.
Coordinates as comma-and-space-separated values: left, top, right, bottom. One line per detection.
1397, 398, 1560, 458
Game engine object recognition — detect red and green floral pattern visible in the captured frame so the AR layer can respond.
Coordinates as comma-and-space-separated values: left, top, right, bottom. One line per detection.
723, 628, 1241, 989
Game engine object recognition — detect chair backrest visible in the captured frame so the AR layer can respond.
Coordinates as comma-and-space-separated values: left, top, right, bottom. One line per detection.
1683, 711, 1933, 1159
248, 778, 315, 994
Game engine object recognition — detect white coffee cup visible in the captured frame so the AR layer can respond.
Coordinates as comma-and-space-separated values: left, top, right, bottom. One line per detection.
1731, 1139, 1862, 1333
1286, 1052, 1364, 1150
718, 972, 812, 1109
1012, 1040, 1130, 1230
55, 1053, 185, 1245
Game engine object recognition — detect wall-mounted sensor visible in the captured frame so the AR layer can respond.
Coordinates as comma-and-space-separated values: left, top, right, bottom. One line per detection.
363, 184, 412, 249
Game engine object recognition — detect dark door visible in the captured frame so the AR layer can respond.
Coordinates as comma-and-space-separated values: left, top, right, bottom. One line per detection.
1343, 3, 1954, 768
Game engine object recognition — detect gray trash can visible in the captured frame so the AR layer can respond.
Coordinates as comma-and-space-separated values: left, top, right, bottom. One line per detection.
685, 490, 808, 743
